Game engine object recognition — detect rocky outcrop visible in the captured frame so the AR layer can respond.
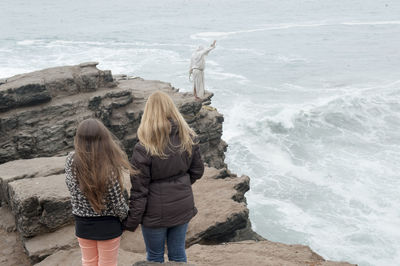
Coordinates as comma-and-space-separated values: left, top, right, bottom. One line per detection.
0, 63, 226, 168
0, 157, 69, 237
186, 168, 260, 245
0, 156, 65, 206
0, 153, 254, 262
8, 173, 71, 238
0, 62, 114, 113
0, 154, 252, 241
0, 155, 355, 266
0, 64, 355, 266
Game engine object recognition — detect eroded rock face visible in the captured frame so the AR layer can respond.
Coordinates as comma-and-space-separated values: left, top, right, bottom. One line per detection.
0, 63, 226, 168
8, 173, 72, 238
0, 62, 114, 113
0, 156, 71, 237
186, 167, 257, 245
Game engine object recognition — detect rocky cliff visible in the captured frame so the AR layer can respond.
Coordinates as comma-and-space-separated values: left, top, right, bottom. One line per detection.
0, 64, 354, 266
0, 62, 226, 168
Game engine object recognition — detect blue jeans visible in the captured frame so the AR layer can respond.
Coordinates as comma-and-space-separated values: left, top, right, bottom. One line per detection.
141, 223, 188, 263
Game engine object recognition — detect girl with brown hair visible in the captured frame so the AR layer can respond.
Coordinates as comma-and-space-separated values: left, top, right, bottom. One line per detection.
65, 118, 133, 266
123, 90, 205, 263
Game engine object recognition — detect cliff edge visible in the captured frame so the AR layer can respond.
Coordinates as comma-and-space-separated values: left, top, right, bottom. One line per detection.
0, 63, 354, 266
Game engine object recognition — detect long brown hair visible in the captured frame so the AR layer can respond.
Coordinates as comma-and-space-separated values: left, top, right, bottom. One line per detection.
138, 91, 197, 158
73, 118, 133, 213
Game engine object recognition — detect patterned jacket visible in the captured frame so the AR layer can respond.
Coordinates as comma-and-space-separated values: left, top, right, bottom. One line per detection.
65, 152, 128, 221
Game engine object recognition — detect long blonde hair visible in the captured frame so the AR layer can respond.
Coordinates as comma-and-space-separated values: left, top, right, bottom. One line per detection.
138, 91, 197, 158
73, 118, 134, 213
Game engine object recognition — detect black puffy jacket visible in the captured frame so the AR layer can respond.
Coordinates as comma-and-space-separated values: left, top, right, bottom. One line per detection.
123, 122, 204, 231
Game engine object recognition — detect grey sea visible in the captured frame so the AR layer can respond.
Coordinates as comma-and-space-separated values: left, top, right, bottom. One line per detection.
1, 1, 400, 265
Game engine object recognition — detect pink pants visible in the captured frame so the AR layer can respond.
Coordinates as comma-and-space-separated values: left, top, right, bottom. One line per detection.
77, 237, 121, 266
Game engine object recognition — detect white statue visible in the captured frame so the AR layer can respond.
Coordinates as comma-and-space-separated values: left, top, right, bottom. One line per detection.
189, 40, 216, 100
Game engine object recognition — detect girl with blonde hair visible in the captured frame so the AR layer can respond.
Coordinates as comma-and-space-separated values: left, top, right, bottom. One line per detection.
123, 90, 205, 263
65, 118, 133, 266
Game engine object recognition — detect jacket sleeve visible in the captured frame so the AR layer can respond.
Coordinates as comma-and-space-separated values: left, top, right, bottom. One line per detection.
123, 144, 151, 231
188, 143, 204, 184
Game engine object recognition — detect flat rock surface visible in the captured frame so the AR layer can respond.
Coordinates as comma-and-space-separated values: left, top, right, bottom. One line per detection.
0, 156, 66, 204
0, 63, 115, 113
34, 240, 355, 266
34, 248, 145, 266
120, 226, 147, 253
185, 241, 356, 266
0, 228, 31, 266
24, 224, 77, 263
0, 156, 66, 182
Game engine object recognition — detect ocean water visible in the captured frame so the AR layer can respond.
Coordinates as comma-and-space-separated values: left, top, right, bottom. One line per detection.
1, 0, 400, 265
